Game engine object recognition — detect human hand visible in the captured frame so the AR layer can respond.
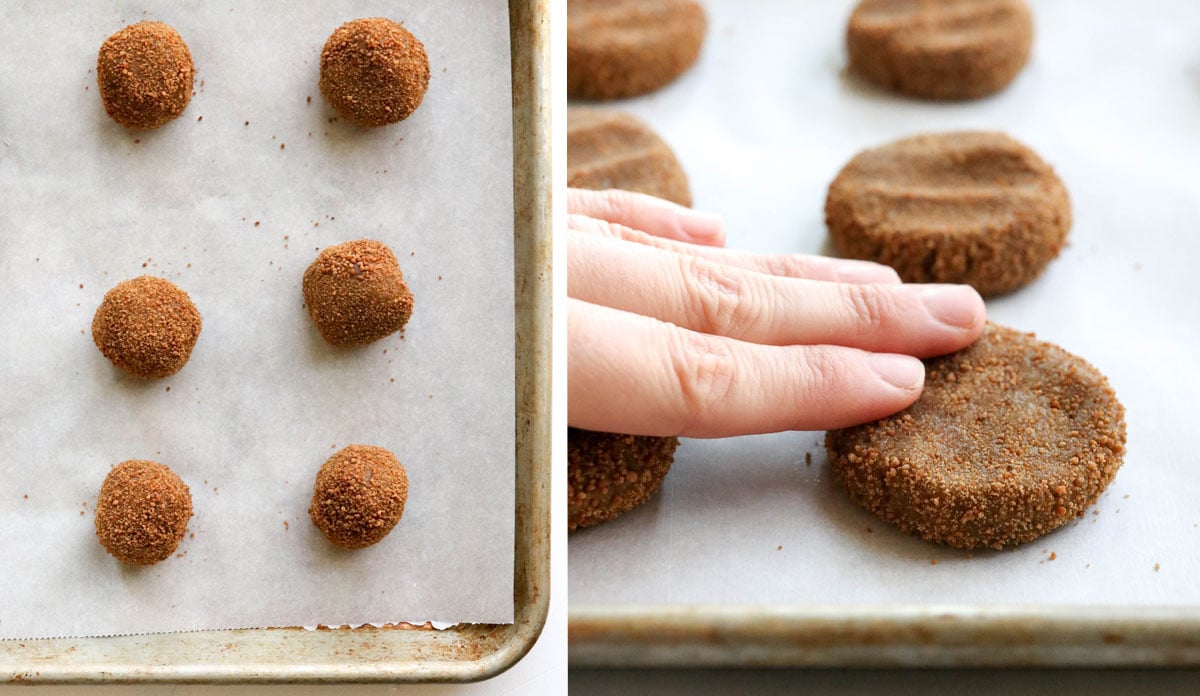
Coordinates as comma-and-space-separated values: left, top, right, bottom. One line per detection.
568, 188, 987, 439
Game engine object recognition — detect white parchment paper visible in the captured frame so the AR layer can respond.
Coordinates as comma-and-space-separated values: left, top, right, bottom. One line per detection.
571, 0, 1200, 606
0, 0, 514, 638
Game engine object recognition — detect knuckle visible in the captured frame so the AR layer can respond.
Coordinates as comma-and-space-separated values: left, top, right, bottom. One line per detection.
680, 255, 758, 337
598, 189, 636, 221
845, 284, 896, 333
666, 330, 738, 431
763, 254, 812, 278
798, 345, 846, 400
569, 213, 639, 242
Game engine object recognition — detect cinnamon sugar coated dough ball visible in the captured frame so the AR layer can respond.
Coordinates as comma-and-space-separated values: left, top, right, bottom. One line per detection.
568, 107, 692, 207
825, 131, 1070, 297
568, 0, 707, 100
302, 239, 414, 346
847, 0, 1033, 100
309, 445, 409, 549
319, 18, 430, 127
92, 276, 202, 379
96, 21, 194, 129
568, 429, 679, 532
95, 460, 193, 565
826, 323, 1126, 550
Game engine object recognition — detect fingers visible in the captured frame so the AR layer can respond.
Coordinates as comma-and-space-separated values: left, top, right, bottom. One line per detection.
568, 300, 926, 438
567, 214, 901, 284
567, 187, 726, 246
569, 230, 986, 357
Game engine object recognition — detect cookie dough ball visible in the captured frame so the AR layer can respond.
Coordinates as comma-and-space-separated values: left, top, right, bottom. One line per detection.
568, 0, 707, 100
568, 428, 679, 532
95, 460, 193, 565
847, 0, 1033, 100
92, 276, 202, 379
309, 445, 409, 549
827, 323, 1127, 550
96, 21, 195, 129
303, 240, 414, 346
568, 107, 692, 207
825, 131, 1070, 297
319, 18, 430, 127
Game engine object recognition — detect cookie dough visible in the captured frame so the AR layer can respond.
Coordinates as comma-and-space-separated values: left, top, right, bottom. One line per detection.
568, 428, 679, 532
568, 0, 707, 100
309, 445, 409, 549
319, 18, 430, 127
94, 460, 193, 565
92, 276, 202, 379
847, 0, 1033, 100
97, 21, 194, 129
567, 107, 692, 207
303, 239, 414, 347
826, 323, 1126, 550
825, 131, 1070, 297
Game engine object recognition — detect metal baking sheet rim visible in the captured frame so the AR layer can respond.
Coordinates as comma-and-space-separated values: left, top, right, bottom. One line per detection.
0, 0, 550, 685
569, 604, 1200, 667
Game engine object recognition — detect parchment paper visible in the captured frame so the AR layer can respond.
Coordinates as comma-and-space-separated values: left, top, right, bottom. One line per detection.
0, 0, 514, 638
571, 0, 1200, 606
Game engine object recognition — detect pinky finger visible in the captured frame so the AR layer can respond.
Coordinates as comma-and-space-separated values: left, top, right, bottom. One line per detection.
567, 187, 726, 247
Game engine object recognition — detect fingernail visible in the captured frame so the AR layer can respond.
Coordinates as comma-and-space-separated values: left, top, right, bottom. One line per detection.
835, 261, 900, 284
918, 285, 982, 330
868, 353, 924, 390
676, 208, 726, 243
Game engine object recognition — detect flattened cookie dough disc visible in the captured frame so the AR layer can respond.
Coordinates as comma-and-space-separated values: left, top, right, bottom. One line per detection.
827, 323, 1126, 550
825, 131, 1070, 297
568, 428, 679, 532
568, 0, 707, 100
567, 107, 692, 206
847, 0, 1033, 100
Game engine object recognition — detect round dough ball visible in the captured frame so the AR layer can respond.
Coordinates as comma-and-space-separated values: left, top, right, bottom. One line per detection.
568, 428, 679, 532
95, 460, 193, 565
302, 239, 414, 347
846, 0, 1033, 100
567, 107, 692, 207
309, 445, 409, 549
827, 323, 1126, 550
319, 18, 430, 127
92, 276, 202, 379
568, 0, 707, 100
825, 131, 1070, 297
96, 21, 195, 129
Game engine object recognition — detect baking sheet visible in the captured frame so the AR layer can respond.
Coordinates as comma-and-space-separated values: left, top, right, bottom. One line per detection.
0, 0, 514, 639
570, 0, 1200, 607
